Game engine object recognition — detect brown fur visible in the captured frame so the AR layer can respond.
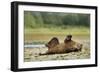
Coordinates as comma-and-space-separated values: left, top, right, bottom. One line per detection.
40, 35, 82, 55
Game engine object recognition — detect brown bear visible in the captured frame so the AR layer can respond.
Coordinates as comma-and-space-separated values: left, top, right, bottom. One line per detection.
40, 35, 82, 55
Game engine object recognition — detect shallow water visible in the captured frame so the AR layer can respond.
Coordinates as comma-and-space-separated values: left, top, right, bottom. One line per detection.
24, 33, 89, 43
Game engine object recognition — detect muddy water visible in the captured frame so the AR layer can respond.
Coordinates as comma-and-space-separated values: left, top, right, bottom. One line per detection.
24, 33, 89, 43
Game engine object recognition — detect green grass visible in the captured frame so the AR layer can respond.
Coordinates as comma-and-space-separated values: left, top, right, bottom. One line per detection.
24, 27, 90, 36
24, 26, 90, 43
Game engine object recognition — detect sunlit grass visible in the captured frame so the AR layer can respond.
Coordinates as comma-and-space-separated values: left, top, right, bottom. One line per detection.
25, 26, 90, 36
24, 26, 90, 43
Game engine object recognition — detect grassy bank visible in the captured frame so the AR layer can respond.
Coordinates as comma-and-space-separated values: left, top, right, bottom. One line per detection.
24, 27, 90, 43
25, 27, 89, 36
